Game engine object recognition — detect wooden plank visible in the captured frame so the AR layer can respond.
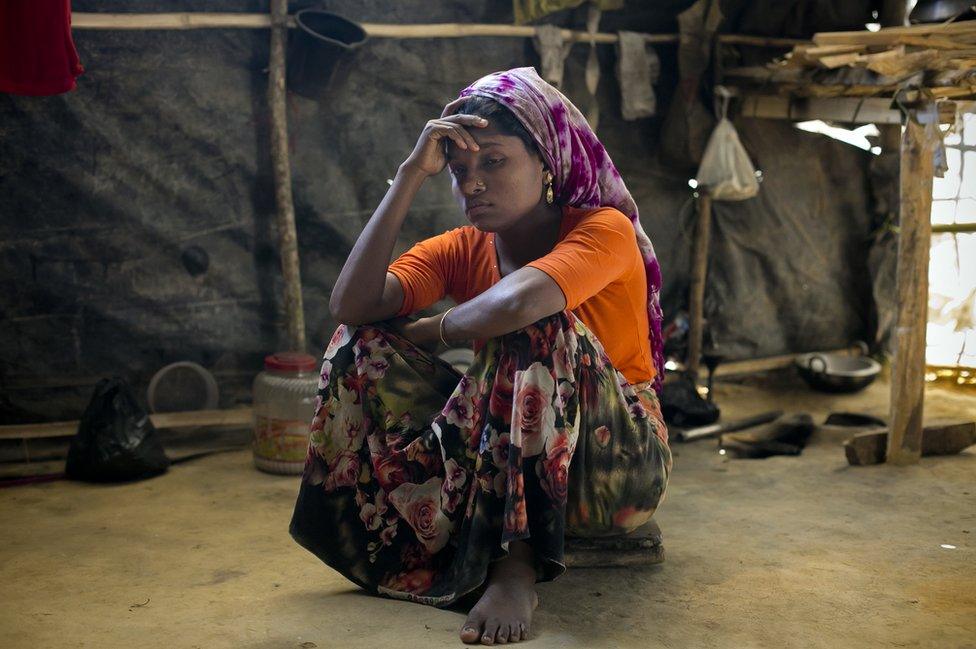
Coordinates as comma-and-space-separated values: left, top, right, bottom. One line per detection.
737, 94, 963, 125
685, 193, 712, 377
887, 113, 936, 465
845, 421, 976, 466
865, 48, 940, 76
268, 0, 306, 352
814, 21, 976, 47
819, 52, 865, 68
0, 408, 254, 441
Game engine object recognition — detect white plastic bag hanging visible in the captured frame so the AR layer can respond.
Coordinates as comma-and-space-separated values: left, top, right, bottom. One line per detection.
695, 87, 759, 201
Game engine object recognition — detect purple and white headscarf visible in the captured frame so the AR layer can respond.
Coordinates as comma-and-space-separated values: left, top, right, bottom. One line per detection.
456, 66, 665, 393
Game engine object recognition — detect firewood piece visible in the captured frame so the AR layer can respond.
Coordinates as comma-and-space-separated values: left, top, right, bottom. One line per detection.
866, 48, 940, 76
819, 52, 865, 68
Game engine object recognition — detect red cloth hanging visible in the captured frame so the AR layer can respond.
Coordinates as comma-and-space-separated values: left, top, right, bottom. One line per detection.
0, 0, 84, 96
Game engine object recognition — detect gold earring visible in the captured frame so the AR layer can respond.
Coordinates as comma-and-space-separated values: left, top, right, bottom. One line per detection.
545, 172, 554, 205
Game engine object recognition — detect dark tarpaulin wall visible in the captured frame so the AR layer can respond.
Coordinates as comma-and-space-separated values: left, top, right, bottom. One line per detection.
0, 0, 885, 423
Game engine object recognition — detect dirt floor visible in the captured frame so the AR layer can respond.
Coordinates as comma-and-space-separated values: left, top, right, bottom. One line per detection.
2, 374, 975, 649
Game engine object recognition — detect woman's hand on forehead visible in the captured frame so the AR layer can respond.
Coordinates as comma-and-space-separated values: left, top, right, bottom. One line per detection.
441, 97, 466, 118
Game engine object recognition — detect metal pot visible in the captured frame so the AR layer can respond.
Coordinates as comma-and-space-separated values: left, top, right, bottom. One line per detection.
795, 345, 881, 393
909, 0, 976, 23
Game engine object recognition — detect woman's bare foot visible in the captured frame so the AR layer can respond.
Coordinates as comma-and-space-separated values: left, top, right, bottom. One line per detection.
459, 541, 539, 644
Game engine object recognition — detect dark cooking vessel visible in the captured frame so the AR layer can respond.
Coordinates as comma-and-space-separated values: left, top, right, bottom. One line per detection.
910, 0, 975, 23
795, 346, 882, 394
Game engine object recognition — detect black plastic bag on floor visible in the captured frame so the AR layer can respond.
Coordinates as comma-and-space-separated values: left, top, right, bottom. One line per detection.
660, 372, 720, 427
66, 377, 170, 482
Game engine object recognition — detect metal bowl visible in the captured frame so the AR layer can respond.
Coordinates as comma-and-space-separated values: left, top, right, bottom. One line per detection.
795, 351, 881, 393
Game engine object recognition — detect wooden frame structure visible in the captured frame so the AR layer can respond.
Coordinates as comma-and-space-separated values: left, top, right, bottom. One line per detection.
3, 9, 969, 467
710, 11, 976, 464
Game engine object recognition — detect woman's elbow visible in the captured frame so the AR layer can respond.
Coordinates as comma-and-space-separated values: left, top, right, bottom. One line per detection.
329, 295, 361, 326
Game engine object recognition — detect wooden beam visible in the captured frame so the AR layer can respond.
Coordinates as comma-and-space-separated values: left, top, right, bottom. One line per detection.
0, 408, 254, 441
738, 94, 960, 125
686, 193, 712, 378
844, 421, 976, 466
887, 111, 936, 465
814, 20, 976, 46
740, 94, 899, 124
268, 0, 306, 352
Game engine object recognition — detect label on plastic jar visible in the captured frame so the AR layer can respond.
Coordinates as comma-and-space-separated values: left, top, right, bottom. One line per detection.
253, 416, 309, 462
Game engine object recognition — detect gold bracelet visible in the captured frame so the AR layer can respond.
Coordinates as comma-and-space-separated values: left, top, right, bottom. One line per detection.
439, 306, 456, 347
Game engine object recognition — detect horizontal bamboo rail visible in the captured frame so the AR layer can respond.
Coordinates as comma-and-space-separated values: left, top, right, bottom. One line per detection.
932, 222, 976, 234
70, 13, 806, 47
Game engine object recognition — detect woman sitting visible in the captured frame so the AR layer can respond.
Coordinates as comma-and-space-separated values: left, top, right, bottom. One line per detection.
290, 67, 671, 645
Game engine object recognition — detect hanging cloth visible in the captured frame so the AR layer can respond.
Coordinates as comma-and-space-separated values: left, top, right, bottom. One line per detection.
615, 31, 660, 120
0, 0, 84, 96
533, 24, 573, 88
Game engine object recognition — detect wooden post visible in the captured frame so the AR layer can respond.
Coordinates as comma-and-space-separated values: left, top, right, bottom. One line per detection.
268, 0, 306, 352
887, 112, 935, 465
686, 192, 712, 377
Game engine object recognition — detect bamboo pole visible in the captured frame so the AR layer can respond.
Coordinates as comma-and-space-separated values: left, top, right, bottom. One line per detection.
70, 13, 805, 47
887, 111, 936, 465
268, 0, 306, 352
686, 192, 712, 378
932, 222, 976, 233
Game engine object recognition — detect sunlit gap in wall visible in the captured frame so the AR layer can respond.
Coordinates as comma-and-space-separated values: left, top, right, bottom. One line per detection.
794, 120, 882, 154
927, 113, 976, 377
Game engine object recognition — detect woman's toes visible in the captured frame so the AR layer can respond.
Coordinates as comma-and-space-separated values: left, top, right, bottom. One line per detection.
518, 622, 529, 641
460, 621, 482, 644
481, 619, 500, 645
506, 623, 520, 643
495, 625, 509, 644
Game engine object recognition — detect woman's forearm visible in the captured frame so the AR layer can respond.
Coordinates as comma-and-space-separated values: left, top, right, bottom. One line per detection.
436, 265, 566, 344
329, 163, 427, 322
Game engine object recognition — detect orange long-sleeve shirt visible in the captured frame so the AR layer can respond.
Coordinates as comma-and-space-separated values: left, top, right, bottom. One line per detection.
388, 204, 655, 385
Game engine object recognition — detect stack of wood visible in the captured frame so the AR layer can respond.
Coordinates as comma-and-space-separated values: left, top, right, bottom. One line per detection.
726, 20, 976, 100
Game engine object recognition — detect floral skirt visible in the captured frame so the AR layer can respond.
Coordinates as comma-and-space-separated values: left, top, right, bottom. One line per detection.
289, 310, 671, 607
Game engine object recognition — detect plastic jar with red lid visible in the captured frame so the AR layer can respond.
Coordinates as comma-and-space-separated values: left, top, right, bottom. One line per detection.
252, 352, 319, 474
